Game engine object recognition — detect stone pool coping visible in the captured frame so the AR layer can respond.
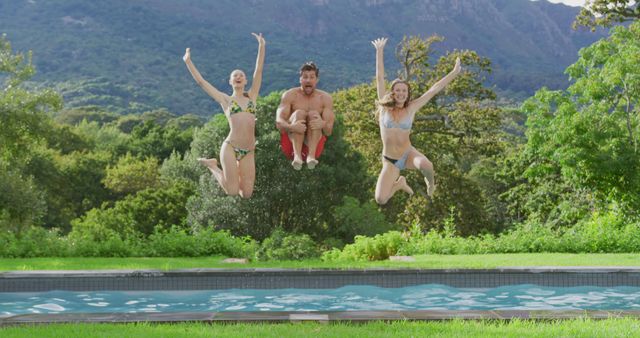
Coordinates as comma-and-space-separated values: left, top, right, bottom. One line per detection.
2, 310, 640, 325
2, 267, 639, 291
3, 266, 640, 275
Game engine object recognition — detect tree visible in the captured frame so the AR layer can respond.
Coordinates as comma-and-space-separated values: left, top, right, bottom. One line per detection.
165, 114, 205, 130
508, 21, 640, 225
0, 34, 62, 162
141, 109, 176, 126
0, 35, 61, 232
0, 166, 46, 234
395, 35, 444, 81
127, 120, 193, 159
22, 147, 113, 231
72, 120, 131, 156
574, 0, 639, 31
54, 106, 119, 126
103, 153, 160, 195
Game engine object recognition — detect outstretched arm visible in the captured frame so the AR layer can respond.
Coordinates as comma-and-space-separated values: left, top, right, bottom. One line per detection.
408, 57, 461, 112
183, 48, 228, 106
372, 38, 388, 101
247, 33, 266, 100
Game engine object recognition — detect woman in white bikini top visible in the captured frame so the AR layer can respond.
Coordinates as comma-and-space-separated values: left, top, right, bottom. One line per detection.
371, 37, 461, 204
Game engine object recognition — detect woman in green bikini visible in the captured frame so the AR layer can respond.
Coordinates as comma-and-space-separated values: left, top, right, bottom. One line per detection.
183, 33, 265, 198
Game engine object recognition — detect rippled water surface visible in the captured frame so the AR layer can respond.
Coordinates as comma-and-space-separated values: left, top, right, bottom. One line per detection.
2, 284, 640, 315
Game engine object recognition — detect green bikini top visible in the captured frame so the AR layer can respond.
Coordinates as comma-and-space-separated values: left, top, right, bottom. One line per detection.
228, 99, 257, 115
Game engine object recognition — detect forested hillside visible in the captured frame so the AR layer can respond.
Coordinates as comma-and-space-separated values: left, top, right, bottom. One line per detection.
0, 0, 603, 115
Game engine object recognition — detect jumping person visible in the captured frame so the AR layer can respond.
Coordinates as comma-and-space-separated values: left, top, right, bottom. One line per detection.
371, 37, 461, 204
276, 62, 335, 170
183, 33, 265, 198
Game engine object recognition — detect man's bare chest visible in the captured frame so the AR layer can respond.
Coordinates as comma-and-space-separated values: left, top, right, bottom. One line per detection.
291, 95, 324, 112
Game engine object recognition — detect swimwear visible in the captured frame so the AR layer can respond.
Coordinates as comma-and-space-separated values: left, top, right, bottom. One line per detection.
229, 99, 257, 115
383, 149, 410, 170
225, 140, 252, 161
381, 111, 413, 130
280, 132, 327, 161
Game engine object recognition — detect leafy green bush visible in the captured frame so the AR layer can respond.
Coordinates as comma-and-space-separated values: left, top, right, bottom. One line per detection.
2, 208, 639, 259
571, 210, 640, 253
0, 227, 68, 258
194, 227, 256, 258
489, 222, 564, 253
146, 225, 254, 258
332, 196, 395, 241
0, 223, 255, 258
322, 231, 404, 261
70, 206, 136, 240
256, 229, 320, 261
146, 225, 200, 257
70, 180, 194, 237
68, 222, 141, 257
323, 209, 640, 261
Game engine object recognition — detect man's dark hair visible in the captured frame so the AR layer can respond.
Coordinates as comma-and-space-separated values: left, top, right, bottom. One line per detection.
299, 61, 319, 77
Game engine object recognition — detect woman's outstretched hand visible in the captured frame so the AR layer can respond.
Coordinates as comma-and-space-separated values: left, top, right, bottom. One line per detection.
453, 57, 461, 75
183, 48, 191, 63
371, 37, 387, 50
252, 32, 265, 45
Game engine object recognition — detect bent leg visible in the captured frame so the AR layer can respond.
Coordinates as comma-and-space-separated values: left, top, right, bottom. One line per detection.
289, 109, 308, 170
238, 152, 255, 199
197, 156, 226, 192
375, 161, 413, 205
406, 148, 436, 197
305, 110, 323, 169
218, 142, 240, 196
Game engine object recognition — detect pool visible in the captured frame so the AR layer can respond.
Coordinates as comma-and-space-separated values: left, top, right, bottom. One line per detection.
2, 284, 640, 315
1, 267, 640, 324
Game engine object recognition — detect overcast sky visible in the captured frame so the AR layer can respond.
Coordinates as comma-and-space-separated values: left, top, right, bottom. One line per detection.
539, 0, 586, 6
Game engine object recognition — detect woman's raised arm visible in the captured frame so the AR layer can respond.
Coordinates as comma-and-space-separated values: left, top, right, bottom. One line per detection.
183, 48, 228, 106
372, 37, 388, 101
408, 57, 461, 113
247, 33, 266, 100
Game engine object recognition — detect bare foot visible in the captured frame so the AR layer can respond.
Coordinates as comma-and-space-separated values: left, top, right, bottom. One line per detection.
306, 157, 319, 170
198, 157, 219, 173
396, 176, 414, 195
425, 177, 436, 197
291, 157, 303, 171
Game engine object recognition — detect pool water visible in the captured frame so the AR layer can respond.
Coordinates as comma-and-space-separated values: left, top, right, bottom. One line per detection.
2, 284, 640, 315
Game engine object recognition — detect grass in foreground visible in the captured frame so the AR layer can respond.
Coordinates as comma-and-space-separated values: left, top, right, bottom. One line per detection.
1, 319, 639, 338
1, 253, 639, 271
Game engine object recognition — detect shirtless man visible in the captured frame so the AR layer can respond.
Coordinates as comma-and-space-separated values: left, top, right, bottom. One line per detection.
276, 62, 335, 170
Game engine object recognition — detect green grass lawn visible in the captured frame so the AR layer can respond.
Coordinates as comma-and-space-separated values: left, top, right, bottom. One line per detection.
1, 253, 639, 271
1, 319, 639, 337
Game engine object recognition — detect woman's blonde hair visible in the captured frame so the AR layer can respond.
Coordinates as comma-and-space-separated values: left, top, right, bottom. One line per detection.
376, 79, 411, 118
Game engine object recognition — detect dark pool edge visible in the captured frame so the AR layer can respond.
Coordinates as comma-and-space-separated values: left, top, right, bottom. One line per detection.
2, 266, 640, 278
2, 310, 640, 325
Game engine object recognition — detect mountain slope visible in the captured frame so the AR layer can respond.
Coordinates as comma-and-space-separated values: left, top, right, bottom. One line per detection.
0, 0, 603, 115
